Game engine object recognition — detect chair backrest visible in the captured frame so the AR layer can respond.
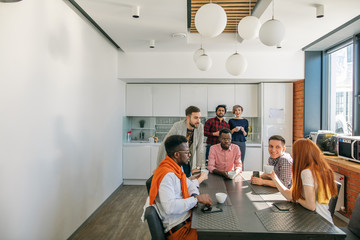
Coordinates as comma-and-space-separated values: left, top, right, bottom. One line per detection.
348, 194, 360, 238
145, 206, 166, 240
146, 175, 153, 194
328, 180, 342, 217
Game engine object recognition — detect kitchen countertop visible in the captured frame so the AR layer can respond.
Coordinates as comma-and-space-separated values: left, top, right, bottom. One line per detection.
123, 142, 161, 146
123, 142, 261, 147
325, 156, 360, 174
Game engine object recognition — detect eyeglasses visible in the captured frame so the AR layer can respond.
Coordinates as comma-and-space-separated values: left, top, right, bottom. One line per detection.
220, 138, 232, 142
178, 151, 191, 156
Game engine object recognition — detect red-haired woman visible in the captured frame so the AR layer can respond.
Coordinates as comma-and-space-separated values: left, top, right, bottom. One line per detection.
271, 138, 337, 223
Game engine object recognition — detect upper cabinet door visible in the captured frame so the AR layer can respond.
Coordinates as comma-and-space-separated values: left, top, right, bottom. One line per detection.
152, 84, 180, 116
126, 84, 152, 116
207, 85, 235, 112
235, 84, 259, 117
180, 84, 208, 117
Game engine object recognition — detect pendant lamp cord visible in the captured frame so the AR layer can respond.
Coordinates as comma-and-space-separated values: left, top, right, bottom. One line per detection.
249, 0, 251, 15
272, 0, 275, 20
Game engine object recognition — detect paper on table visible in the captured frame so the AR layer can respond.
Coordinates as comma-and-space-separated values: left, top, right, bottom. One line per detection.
269, 108, 284, 119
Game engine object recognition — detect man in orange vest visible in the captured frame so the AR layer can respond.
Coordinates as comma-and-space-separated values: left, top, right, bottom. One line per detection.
149, 135, 212, 240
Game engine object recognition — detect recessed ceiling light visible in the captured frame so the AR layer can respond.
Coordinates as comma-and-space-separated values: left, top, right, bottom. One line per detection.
172, 33, 187, 39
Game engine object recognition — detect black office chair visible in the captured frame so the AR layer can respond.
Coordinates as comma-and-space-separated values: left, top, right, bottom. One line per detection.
340, 194, 360, 240
146, 175, 153, 194
145, 206, 166, 240
145, 175, 166, 240
329, 181, 342, 217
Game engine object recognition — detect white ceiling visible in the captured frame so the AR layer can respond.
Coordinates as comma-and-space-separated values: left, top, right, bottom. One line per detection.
75, 0, 360, 54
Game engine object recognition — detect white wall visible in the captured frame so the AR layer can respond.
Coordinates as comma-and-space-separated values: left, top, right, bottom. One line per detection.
0, 1, 124, 239
118, 51, 304, 82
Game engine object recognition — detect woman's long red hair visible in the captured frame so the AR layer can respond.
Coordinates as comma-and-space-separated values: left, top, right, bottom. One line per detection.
291, 138, 337, 201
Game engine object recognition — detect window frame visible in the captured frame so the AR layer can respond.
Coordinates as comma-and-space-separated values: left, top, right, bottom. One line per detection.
322, 35, 360, 136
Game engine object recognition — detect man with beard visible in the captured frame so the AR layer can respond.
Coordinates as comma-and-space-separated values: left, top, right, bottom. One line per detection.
204, 104, 230, 160
149, 135, 212, 240
207, 128, 242, 179
157, 106, 205, 178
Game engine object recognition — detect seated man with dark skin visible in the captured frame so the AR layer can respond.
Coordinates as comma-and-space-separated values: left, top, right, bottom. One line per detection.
149, 135, 212, 240
207, 128, 242, 179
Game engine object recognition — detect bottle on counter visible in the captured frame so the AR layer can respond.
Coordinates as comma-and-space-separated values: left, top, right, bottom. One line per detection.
127, 131, 131, 142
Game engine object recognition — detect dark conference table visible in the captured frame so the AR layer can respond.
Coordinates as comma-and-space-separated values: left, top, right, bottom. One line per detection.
191, 172, 346, 240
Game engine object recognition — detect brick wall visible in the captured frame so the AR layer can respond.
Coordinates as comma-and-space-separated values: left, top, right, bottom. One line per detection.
293, 80, 304, 142
327, 162, 360, 219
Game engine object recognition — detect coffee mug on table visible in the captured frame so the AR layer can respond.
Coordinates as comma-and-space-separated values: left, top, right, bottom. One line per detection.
264, 165, 274, 174
216, 192, 227, 204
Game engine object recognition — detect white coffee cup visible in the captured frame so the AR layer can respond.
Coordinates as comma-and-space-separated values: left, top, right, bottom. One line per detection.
201, 169, 209, 175
227, 171, 237, 179
236, 126, 241, 130
264, 165, 274, 174
216, 192, 227, 204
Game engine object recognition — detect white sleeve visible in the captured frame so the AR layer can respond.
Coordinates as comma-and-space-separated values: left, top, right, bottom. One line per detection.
187, 177, 200, 195
301, 169, 315, 187
158, 173, 198, 216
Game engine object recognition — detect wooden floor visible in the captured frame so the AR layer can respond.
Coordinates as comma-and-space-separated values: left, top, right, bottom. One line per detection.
69, 185, 151, 240
69, 185, 348, 240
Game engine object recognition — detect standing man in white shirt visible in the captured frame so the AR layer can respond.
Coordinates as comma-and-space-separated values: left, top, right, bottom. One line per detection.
149, 135, 212, 240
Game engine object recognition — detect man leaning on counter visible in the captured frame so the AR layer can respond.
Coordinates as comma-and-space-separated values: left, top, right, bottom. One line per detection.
156, 106, 205, 177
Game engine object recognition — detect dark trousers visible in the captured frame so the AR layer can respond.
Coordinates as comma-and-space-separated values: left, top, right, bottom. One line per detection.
205, 144, 212, 165
232, 141, 246, 170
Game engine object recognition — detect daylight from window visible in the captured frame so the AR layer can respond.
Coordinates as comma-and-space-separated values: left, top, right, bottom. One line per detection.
329, 44, 353, 135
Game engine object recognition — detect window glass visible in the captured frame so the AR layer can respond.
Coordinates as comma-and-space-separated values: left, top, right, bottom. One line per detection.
329, 44, 353, 135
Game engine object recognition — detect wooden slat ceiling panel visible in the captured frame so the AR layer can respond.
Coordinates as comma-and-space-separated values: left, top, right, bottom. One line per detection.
190, 0, 258, 33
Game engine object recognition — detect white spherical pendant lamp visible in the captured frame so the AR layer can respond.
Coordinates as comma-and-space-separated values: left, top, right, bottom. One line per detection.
193, 48, 205, 63
225, 53, 247, 76
226, 53, 247, 76
259, 19, 285, 46
238, 16, 261, 40
196, 54, 212, 71
195, 3, 227, 38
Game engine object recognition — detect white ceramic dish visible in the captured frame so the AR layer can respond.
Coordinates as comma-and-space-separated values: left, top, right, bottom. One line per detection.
228, 171, 237, 179
264, 165, 274, 174
216, 192, 227, 204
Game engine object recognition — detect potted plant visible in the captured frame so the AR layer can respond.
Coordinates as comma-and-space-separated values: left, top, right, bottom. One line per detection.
139, 120, 145, 128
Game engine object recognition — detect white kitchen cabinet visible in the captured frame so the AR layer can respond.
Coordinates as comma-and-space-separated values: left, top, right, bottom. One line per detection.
126, 84, 152, 116
180, 84, 208, 117
123, 145, 151, 183
153, 84, 180, 116
244, 145, 262, 171
207, 85, 235, 112
235, 84, 259, 117
150, 145, 160, 174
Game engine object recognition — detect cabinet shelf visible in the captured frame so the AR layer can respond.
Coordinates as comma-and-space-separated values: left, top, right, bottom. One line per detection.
131, 128, 155, 130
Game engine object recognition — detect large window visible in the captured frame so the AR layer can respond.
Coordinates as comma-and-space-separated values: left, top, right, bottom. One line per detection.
328, 43, 353, 135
